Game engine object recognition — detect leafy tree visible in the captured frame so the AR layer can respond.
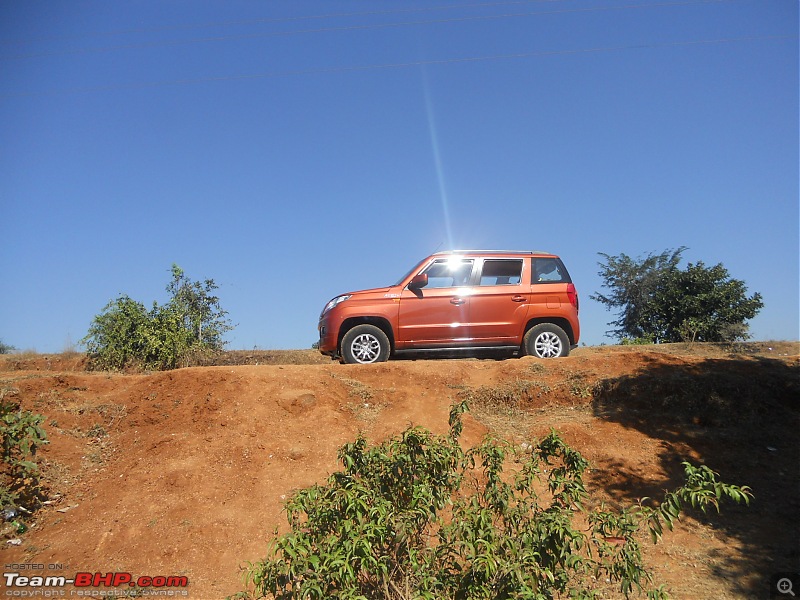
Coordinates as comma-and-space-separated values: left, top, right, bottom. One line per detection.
83, 265, 234, 371
590, 248, 685, 342
647, 262, 764, 343
592, 248, 763, 343
0, 339, 16, 354
166, 264, 232, 349
236, 403, 751, 600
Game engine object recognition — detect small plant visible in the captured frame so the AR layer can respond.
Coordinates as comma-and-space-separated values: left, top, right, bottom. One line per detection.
678, 318, 702, 346
565, 373, 595, 399
342, 379, 374, 402
1, 388, 49, 523
527, 362, 547, 374
236, 402, 751, 599
85, 423, 107, 439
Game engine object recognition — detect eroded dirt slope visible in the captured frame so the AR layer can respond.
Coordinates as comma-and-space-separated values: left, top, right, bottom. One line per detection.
1, 344, 798, 599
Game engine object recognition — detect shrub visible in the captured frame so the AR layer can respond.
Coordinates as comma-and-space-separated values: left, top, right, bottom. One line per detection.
236, 403, 751, 599
1, 387, 49, 530
83, 265, 233, 371
83, 295, 151, 370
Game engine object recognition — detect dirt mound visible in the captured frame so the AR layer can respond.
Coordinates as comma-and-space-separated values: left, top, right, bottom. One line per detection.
1, 344, 798, 599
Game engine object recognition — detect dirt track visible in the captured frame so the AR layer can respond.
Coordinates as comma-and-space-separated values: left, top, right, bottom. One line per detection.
1, 344, 798, 599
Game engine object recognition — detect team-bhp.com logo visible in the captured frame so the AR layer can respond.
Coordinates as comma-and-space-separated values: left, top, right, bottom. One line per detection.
4, 571, 189, 596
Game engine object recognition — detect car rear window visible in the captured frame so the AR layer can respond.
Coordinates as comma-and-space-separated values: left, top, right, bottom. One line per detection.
532, 258, 571, 283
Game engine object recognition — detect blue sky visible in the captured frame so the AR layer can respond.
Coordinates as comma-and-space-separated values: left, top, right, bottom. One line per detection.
1, 0, 797, 352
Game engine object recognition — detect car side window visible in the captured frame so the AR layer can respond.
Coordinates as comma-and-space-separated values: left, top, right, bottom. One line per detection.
479, 259, 522, 286
532, 258, 569, 283
422, 259, 474, 288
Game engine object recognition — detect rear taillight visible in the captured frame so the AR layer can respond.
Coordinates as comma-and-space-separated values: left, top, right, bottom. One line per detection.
567, 283, 579, 312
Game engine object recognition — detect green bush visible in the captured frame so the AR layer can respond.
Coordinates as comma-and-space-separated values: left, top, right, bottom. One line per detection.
1, 387, 49, 530
236, 403, 751, 599
83, 265, 234, 371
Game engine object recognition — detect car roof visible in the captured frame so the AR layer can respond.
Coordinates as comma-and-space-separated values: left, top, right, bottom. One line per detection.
432, 250, 557, 257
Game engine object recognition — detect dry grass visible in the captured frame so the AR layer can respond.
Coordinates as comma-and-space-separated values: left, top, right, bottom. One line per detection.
1, 341, 796, 373
195, 349, 331, 366
574, 340, 798, 359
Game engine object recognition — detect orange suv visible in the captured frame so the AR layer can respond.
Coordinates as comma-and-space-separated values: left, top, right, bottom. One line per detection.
318, 250, 580, 364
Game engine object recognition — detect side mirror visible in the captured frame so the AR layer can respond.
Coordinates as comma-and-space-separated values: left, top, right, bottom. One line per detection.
408, 273, 428, 291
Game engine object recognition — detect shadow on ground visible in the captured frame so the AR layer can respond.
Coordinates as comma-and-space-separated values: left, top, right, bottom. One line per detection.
591, 355, 800, 597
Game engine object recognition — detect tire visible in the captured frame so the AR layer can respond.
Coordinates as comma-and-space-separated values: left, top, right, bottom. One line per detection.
523, 323, 570, 358
341, 325, 391, 364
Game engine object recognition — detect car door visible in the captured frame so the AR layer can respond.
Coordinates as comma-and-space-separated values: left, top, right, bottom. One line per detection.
397, 258, 474, 347
467, 258, 529, 344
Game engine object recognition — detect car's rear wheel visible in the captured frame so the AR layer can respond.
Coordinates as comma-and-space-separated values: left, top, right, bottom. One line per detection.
523, 323, 570, 358
341, 325, 391, 364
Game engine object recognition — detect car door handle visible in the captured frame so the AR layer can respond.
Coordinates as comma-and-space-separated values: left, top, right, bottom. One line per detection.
512, 295, 526, 302
450, 298, 466, 306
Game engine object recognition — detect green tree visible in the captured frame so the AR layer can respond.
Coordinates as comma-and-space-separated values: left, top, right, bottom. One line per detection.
237, 403, 751, 600
165, 264, 232, 349
590, 248, 685, 342
592, 249, 763, 343
0, 339, 16, 354
647, 262, 764, 343
82, 265, 234, 371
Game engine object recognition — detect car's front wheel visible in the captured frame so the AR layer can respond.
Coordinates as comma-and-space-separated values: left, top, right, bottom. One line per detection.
341, 324, 391, 364
523, 323, 570, 358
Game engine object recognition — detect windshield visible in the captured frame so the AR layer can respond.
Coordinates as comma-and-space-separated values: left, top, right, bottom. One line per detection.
392, 258, 428, 287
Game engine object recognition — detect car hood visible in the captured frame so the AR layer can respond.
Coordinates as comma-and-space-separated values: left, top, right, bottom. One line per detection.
346, 286, 394, 297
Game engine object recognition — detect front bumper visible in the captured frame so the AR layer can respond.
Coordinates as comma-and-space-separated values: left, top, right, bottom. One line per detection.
317, 319, 339, 357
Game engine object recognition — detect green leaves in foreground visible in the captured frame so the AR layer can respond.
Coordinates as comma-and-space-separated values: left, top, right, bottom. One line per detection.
1, 388, 49, 525
238, 402, 751, 600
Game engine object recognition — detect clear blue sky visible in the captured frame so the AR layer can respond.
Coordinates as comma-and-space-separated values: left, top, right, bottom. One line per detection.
1, 0, 797, 352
